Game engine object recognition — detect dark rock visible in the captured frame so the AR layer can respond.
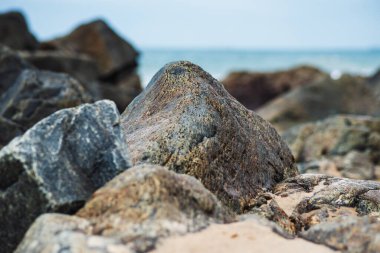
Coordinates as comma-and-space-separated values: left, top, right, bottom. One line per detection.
15, 165, 234, 253
0, 45, 32, 95
40, 19, 142, 111
0, 100, 131, 253
19, 50, 101, 98
1, 69, 91, 129
99, 71, 142, 111
0, 117, 23, 150
121, 61, 297, 212
283, 115, 380, 180
223, 66, 327, 110
42, 19, 138, 77
0, 11, 38, 50
257, 75, 380, 132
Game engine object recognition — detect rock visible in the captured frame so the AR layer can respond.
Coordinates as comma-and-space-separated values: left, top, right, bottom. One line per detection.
301, 216, 380, 253
257, 75, 380, 132
1, 69, 92, 129
19, 50, 101, 98
0, 11, 38, 50
99, 71, 142, 111
283, 115, 380, 180
121, 61, 297, 212
40, 19, 142, 111
42, 19, 138, 77
248, 174, 380, 252
0, 100, 131, 253
0, 45, 32, 95
222, 66, 327, 110
0, 117, 23, 149
16, 165, 234, 253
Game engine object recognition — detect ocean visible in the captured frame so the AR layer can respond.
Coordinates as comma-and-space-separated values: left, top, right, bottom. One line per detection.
138, 49, 380, 86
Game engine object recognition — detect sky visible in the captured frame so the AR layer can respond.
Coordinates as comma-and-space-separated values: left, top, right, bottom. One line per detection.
0, 0, 379, 50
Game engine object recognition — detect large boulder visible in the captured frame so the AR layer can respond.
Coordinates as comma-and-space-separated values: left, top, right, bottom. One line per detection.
41, 19, 142, 111
121, 61, 297, 212
283, 115, 380, 180
257, 75, 380, 132
0, 11, 38, 50
0, 46, 92, 147
223, 66, 327, 110
42, 19, 137, 77
0, 100, 131, 253
19, 50, 101, 98
15, 165, 234, 253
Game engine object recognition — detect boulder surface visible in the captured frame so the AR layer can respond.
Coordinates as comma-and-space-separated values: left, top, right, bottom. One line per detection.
121, 61, 297, 212
0, 100, 131, 253
223, 65, 327, 110
15, 165, 234, 253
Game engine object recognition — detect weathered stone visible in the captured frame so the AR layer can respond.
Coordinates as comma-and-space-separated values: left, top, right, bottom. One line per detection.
16, 165, 234, 253
0, 117, 23, 149
301, 216, 380, 253
0, 100, 131, 253
19, 50, 101, 98
121, 61, 297, 212
257, 75, 380, 132
0, 45, 32, 95
1, 69, 91, 129
222, 65, 327, 110
0, 11, 38, 50
42, 19, 138, 77
99, 71, 142, 111
283, 115, 380, 180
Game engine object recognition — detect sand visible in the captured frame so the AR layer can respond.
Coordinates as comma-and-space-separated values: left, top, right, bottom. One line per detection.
152, 220, 337, 253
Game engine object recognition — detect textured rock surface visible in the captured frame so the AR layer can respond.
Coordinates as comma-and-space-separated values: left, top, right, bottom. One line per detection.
19, 50, 101, 98
121, 61, 297, 212
16, 165, 233, 253
222, 65, 327, 110
283, 115, 380, 180
0, 117, 23, 149
0, 100, 131, 253
301, 216, 380, 253
257, 75, 380, 132
0, 11, 38, 50
245, 174, 380, 252
43, 19, 138, 77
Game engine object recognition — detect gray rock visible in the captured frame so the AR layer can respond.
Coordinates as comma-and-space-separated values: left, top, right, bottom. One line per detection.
0, 11, 38, 50
19, 50, 101, 98
16, 165, 234, 253
0, 117, 23, 149
0, 100, 131, 253
283, 115, 380, 180
301, 216, 380, 253
121, 61, 297, 212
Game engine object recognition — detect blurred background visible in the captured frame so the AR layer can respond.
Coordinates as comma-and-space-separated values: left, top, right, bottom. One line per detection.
1, 0, 380, 85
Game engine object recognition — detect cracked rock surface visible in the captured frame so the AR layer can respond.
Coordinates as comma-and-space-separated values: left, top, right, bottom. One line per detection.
121, 61, 298, 212
250, 174, 380, 252
15, 165, 234, 253
0, 100, 131, 253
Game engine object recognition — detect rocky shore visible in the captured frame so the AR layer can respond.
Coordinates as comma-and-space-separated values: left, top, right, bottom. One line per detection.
1, 10, 380, 253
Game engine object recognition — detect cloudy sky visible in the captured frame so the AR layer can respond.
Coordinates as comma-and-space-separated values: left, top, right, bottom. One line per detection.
1, 0, 379, 50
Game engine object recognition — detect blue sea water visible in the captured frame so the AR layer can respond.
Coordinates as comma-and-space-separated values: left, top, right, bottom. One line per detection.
138, 49, 380, 86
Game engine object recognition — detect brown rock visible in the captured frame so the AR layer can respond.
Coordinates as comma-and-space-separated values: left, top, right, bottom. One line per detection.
121, 61, 297, 212
42, 19, 138, 77
0, 11, 38, 50
16, 165, 234, 253
257, 75, 380, 132
223, 66, 327, 110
